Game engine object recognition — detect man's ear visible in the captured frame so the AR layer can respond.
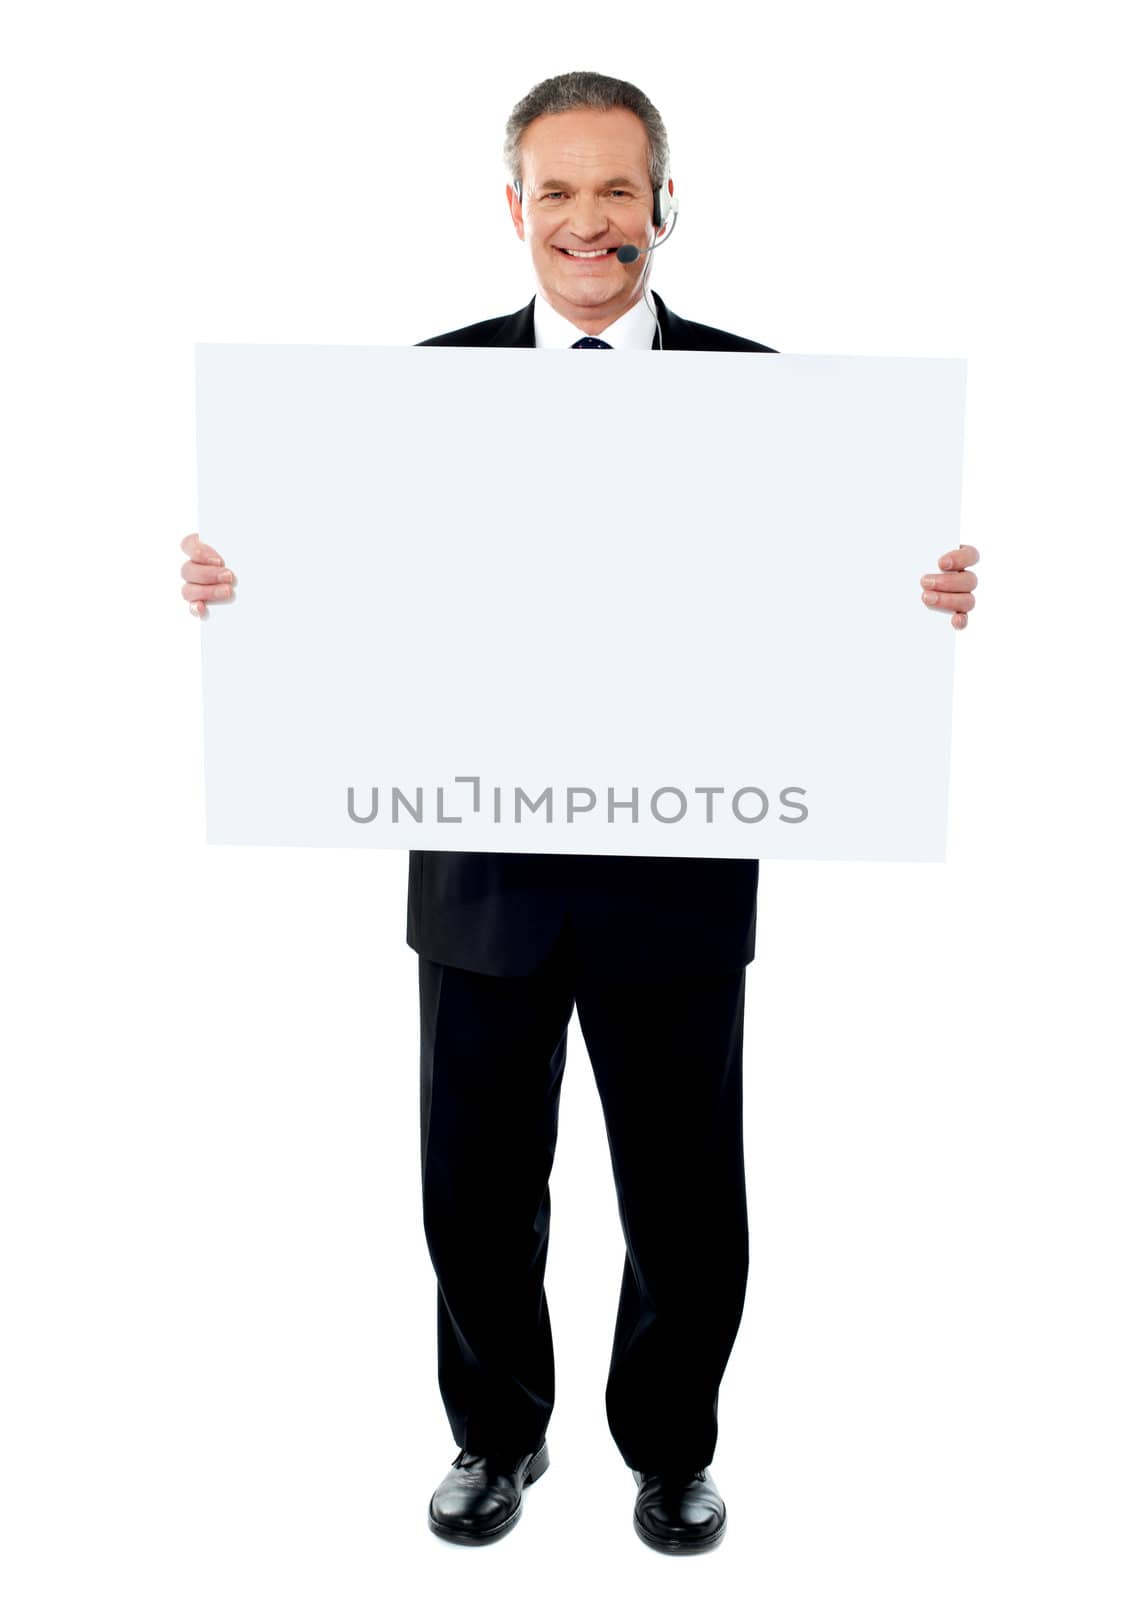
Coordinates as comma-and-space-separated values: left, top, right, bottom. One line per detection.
506, 182, 524, 242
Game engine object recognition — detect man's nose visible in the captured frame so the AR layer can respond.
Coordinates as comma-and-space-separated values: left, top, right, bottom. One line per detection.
568, 200, 610, 236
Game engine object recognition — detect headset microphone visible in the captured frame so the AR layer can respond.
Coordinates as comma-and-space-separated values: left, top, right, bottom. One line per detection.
616, 229, 670, 263
616, 174, 680, 262
626, 178, 679, 349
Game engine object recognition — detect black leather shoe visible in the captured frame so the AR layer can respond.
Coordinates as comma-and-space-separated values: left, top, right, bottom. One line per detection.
632, 1465, 727, 1553
427, 1440, 550, 1544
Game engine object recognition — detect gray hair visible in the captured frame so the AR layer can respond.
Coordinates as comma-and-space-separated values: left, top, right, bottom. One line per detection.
503, 71, 670, 198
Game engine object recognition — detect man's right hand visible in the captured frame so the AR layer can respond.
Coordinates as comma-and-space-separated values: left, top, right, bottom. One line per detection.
181, 532, 236, 618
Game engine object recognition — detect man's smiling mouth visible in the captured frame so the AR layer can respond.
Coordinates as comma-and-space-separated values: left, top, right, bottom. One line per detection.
556, 247, 618, 257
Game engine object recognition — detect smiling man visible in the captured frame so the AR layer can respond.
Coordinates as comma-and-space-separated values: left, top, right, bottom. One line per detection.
511, 100, 671, 339
180, 68, 979, 1558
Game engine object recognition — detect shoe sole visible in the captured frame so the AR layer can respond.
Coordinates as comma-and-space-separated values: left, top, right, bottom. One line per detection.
427, 1440, 550, 1545
633, 1508, 727, 1555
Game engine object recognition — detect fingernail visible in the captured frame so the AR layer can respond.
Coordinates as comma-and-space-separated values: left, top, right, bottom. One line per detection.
923, 577, 936, 587
940, 557, 952, 569
925, 591, 938, 603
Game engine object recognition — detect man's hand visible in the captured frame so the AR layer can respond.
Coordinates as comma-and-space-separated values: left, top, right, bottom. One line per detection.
181, 531, 236, 618
921, 543, 978, 630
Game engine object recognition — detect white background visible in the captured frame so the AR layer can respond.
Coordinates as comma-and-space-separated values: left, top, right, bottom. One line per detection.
2, 3, 1145, 1596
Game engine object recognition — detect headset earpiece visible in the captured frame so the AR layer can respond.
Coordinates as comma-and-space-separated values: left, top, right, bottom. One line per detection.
653, 176, 677, 234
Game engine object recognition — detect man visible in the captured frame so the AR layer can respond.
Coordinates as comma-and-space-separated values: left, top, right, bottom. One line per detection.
179, 71, 979, 1555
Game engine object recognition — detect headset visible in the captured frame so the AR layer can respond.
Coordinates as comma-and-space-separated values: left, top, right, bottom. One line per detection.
512, 175, 680, 350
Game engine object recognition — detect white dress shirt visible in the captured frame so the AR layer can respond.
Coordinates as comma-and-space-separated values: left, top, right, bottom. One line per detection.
532, 284, 658, 350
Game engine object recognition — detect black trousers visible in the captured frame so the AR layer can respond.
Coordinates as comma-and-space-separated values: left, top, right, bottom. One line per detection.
418, 920, 750, 1474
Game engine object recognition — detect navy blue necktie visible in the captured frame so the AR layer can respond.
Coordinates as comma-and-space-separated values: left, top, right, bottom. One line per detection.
570, 336, 613, 349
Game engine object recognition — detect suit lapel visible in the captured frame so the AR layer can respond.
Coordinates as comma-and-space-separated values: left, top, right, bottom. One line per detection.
488, 299, 536, 347
487, 289, 683, 349
650, 289, 684, 349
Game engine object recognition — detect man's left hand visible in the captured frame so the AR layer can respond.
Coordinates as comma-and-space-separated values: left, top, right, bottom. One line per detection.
921, 544, 979, 630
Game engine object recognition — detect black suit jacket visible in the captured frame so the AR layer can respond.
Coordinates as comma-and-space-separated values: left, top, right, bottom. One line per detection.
406, 289, 778, 979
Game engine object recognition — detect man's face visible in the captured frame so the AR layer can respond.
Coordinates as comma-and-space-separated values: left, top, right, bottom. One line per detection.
507, 106, 668, 333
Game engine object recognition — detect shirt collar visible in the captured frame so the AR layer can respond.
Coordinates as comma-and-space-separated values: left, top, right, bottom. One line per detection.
532, 287, 658, 350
